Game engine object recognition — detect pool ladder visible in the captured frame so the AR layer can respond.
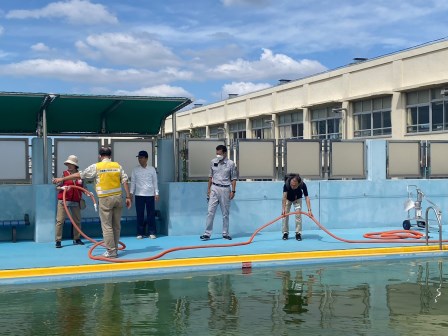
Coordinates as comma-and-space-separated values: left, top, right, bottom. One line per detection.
424, 202, 443, 250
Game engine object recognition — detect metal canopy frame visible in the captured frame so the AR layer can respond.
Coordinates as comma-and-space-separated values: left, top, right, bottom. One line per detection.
0, 92, 191, 136
0, 91, 191, 183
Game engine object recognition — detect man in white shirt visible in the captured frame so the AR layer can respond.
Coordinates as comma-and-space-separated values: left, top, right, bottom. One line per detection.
130, 150, 159, 239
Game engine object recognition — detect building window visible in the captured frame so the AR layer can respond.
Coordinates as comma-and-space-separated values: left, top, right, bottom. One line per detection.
353, 97, 392, 137
229, 121, 246, 139
311, 107, 342, 139
209, 125, 225, 138
191, 127, 206, 138
278, 110, 304, 139
406, 88, 448, 133
251, 116, 273, 139
178, 131, 191, 139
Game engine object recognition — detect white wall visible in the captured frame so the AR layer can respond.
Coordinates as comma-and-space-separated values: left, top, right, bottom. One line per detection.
165, 40, 448, 141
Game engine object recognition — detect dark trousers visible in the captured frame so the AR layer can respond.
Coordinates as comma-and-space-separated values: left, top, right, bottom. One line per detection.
135, 195, 156, 236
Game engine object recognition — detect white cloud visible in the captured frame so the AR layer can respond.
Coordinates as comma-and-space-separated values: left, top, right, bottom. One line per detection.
222, 81, 271, 97
209, 2, 448, 57
75, 33, 180, 68
1, 0, 446, 103
31, 43, 51, 52
0, 59, 192, 86
0, 50, 10, 59
114, 84, 192, 98
221, 0, 271, 6
184, 44, 244, 68
209, 48, 326, 81
6, 0, 118, 25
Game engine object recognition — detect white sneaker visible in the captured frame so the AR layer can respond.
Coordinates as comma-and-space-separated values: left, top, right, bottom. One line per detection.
149, 234, 157, 239
136, 235, 143, 239
102, 251, 118, 258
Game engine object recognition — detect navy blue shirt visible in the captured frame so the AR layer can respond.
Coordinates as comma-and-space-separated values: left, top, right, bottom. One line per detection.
283, 182, 308, 202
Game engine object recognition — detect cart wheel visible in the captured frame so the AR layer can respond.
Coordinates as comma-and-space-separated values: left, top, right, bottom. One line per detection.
417, 221, 426, 228
403, 220, 411, 230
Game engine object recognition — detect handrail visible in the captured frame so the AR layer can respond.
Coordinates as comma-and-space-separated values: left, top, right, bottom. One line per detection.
425, 206, 443, 250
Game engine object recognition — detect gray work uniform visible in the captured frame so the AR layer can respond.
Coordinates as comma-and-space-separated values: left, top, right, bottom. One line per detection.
204, 157, 237, 236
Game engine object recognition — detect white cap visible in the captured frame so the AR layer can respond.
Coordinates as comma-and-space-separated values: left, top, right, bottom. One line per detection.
64, 155, 79, 167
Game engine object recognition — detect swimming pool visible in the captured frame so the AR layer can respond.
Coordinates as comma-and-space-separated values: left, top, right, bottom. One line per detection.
0, 257, 446, 335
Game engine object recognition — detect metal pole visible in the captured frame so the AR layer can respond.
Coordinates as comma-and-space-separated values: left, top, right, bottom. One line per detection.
343, 110, 347, 139
172, 112, 178, 182
43, 107, 48, 184
166, 98, 192, 182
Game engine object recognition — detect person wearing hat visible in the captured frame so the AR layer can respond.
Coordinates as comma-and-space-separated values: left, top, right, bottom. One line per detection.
54, 155, 85, 248
130, 150, 159, 239
53, 147, 131, 258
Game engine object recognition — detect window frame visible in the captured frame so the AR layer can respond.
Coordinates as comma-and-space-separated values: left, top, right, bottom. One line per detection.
310, 107, 342, 140
353, 97, 392, 138
278, 110, 304, 139
251, 116, 273, 139
229, 121, 247, 139
406, 88, 448, 134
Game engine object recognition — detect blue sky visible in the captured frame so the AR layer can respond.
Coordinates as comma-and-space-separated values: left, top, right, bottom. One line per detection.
0, 0, 448, 106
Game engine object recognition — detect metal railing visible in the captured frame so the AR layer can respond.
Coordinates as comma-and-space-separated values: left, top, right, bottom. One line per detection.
425, 205, 443, 250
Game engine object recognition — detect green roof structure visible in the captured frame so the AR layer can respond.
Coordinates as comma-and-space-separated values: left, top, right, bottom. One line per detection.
0, 92, 191, 136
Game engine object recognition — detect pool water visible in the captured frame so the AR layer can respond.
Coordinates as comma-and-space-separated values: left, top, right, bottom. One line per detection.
0, 258, 447, 335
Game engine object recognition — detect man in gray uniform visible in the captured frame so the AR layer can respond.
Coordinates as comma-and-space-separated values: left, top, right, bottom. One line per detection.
200, 144, 237, 240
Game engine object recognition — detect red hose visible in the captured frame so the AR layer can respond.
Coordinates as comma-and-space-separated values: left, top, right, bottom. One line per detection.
61, 186, 127, 258
363, 230, 424, 239
62, 186, 445, 263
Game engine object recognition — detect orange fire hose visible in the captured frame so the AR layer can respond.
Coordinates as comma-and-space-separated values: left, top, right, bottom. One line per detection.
62, 186, 445, 263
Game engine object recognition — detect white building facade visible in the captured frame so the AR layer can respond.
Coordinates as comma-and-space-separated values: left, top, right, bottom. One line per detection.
164, 39, 448, 142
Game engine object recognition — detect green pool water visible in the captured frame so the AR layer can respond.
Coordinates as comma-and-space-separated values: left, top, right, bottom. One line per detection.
0, 258, 447, 335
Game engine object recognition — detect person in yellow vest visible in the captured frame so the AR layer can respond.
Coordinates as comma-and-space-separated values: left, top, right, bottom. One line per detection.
52, 147, 132, 258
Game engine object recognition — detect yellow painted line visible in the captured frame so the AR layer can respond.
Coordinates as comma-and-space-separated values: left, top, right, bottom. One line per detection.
0, 245, 446, 280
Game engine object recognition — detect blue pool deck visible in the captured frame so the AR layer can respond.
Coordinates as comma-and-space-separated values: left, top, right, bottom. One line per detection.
1, 223, 447, 286
2, 139, 448, 285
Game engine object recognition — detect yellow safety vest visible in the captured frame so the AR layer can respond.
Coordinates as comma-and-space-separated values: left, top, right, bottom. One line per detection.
95, 161, 122, 198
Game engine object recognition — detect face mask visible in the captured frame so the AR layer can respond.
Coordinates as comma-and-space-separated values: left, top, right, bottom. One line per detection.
216, 155, 224, 161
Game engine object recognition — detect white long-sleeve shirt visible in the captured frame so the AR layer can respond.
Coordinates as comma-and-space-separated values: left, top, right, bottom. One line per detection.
130, 165, 159, 196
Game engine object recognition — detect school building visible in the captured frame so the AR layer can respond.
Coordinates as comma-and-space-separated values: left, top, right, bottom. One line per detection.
164, 38, 448, 142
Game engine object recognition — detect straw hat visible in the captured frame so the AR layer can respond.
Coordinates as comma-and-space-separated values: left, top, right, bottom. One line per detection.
64, 155, 79, 167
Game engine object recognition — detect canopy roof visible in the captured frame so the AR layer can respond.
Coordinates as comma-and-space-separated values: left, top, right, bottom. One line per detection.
0, 92, 191, 136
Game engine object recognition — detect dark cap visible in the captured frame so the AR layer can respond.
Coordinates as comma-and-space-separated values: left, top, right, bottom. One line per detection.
137, 150, 148, 158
